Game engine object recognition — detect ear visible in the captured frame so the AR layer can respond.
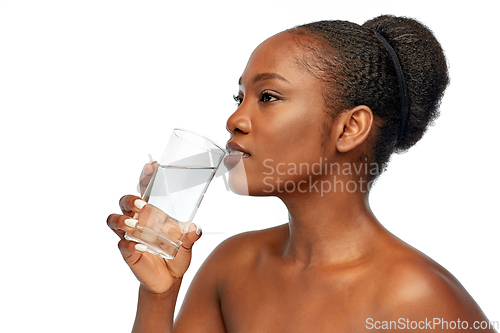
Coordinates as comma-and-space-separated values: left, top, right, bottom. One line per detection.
336, 105, 373, 153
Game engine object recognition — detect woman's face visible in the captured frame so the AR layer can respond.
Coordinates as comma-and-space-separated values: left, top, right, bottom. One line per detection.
225, 31, 335, 196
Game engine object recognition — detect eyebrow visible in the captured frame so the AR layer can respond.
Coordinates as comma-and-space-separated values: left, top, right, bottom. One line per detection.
238, 72, 290, 86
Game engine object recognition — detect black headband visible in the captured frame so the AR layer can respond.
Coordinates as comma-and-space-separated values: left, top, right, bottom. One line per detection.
373, 31, 409, 145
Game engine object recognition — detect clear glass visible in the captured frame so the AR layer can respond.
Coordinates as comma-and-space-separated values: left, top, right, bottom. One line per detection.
125, 129, 225, 260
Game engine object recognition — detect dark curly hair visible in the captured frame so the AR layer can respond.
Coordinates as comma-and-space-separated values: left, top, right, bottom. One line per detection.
288, 15, 449, 180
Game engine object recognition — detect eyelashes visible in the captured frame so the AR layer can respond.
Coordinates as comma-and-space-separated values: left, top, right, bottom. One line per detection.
233, 94, 243, 107
260, 91, 279, 103
233, 91, 280, 107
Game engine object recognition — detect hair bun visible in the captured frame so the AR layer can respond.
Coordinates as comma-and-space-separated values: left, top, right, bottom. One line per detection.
363, 15, 449, 151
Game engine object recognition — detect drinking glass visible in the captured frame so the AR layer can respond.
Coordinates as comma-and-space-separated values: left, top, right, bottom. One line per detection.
125, 129, 225, 260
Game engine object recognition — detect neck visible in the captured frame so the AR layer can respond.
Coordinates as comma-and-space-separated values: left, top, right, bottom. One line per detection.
279, 177, 384, 268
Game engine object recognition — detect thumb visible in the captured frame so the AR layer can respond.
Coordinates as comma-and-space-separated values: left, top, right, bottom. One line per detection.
166, 223, 202, 278
181, 223, 202, 251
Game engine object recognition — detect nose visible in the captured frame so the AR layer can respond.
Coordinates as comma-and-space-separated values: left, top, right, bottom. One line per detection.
226, 104, 251, 135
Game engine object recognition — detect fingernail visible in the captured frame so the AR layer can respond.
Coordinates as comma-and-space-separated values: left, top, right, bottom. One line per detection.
188, 223, 201, 235
124, 219, 138, 228
135, 244, 148, 252
134, 199, 147, 209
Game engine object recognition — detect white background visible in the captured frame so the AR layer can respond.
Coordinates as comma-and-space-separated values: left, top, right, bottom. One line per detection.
0, 0, 498, 331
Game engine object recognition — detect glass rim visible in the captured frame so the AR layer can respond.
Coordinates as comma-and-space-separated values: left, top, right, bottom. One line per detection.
173, 128, 225, 156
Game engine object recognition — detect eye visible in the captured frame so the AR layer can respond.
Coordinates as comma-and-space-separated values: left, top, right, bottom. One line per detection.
233, 94, 243, 107
260, 91, 279, 103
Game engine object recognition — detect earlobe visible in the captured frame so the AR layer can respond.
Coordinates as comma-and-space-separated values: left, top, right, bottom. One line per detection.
336, 105, 373, 153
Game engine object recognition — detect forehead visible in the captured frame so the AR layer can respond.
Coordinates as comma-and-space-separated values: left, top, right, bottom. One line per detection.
240, 32, 308, 84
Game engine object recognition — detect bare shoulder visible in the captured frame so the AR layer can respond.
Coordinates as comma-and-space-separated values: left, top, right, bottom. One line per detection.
174, 225, 287, 332
205, 223, 287, 271
373, 239, 493, 327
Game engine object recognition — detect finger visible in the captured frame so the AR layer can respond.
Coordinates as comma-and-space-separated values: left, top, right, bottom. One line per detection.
107, 213, 140, 239
117, 238, 148, 266
119, 195, 147, 217
139, 161, 158, 196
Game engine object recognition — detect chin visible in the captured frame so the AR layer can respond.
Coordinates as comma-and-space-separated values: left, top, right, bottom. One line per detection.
228, 177, 250, 196
227, 160, 250, 196
226, 159, 285, 197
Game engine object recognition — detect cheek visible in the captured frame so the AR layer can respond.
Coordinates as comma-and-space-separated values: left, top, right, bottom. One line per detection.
254, 130, 325, 189
266, 116, 324, 164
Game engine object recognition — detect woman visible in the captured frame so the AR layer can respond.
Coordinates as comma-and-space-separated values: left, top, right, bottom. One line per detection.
107, 15, 495, 332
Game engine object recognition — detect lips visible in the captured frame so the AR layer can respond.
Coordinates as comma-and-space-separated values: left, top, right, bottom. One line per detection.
226, 141, 251, 157
227, 150, 250, 157
224, 141, 251, 168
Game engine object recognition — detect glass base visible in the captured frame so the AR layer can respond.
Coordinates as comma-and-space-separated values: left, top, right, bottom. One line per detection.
125, 226, 181, 261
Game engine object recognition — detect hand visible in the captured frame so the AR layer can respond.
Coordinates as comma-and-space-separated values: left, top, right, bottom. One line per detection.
107, 165, 202, 294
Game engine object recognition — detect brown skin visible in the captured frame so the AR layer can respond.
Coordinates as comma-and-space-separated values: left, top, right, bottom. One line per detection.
109, 32, 495, 332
